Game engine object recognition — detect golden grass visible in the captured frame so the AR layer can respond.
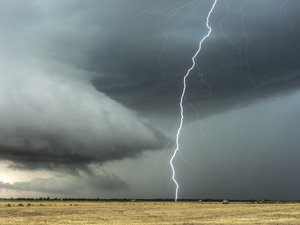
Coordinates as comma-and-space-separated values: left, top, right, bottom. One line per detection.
0, 201, 300, 224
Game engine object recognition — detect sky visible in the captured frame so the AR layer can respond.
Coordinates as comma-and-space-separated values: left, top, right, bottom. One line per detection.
0, 0, 300, 200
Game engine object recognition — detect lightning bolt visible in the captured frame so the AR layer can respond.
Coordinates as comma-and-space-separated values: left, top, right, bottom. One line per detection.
170, 0, 218, 201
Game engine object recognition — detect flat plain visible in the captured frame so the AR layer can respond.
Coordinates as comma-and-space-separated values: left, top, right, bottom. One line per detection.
1, 201, 300, 225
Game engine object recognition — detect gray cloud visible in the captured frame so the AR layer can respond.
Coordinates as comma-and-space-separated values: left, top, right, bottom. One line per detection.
0, 0, 170, 172
3, 0, 298, 116
0, 59, 167, 171
88, 0, 300, 115
0, 0, 300, 199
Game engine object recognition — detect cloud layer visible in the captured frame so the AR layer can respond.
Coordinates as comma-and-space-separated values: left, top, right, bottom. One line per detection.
0, 0, 300, 199
0, 58, 167, 171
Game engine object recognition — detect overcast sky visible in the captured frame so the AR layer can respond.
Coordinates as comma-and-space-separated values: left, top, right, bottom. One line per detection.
0, 0, 300, 200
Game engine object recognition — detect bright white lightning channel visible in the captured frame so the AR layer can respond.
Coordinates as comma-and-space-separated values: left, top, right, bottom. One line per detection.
170, 0, 218, 202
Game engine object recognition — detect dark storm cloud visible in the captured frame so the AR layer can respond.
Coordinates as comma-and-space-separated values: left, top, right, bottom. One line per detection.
1, 0, 300, 199
0, 64, 167, 171
3, 0, 298, 117
0, 0, 169, 171
86, 0, 300, 115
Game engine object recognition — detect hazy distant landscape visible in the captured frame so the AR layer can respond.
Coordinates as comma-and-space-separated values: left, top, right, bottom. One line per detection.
1, 201, 300, 225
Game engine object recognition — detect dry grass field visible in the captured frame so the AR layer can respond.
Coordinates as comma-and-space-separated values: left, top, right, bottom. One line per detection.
0, 201, 300, 224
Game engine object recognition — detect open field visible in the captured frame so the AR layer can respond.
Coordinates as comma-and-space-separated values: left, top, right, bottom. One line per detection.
1, 201, 300, 224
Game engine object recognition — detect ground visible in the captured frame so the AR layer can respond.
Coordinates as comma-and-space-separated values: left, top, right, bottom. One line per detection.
0, 201, 300, 224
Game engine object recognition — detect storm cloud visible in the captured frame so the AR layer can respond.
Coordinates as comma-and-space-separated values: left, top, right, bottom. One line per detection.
0, 58, 167, 171
0, 0, 168, 172
0, 0, 300, 199
2, 0, 299, 116
89, 0, 300, 116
